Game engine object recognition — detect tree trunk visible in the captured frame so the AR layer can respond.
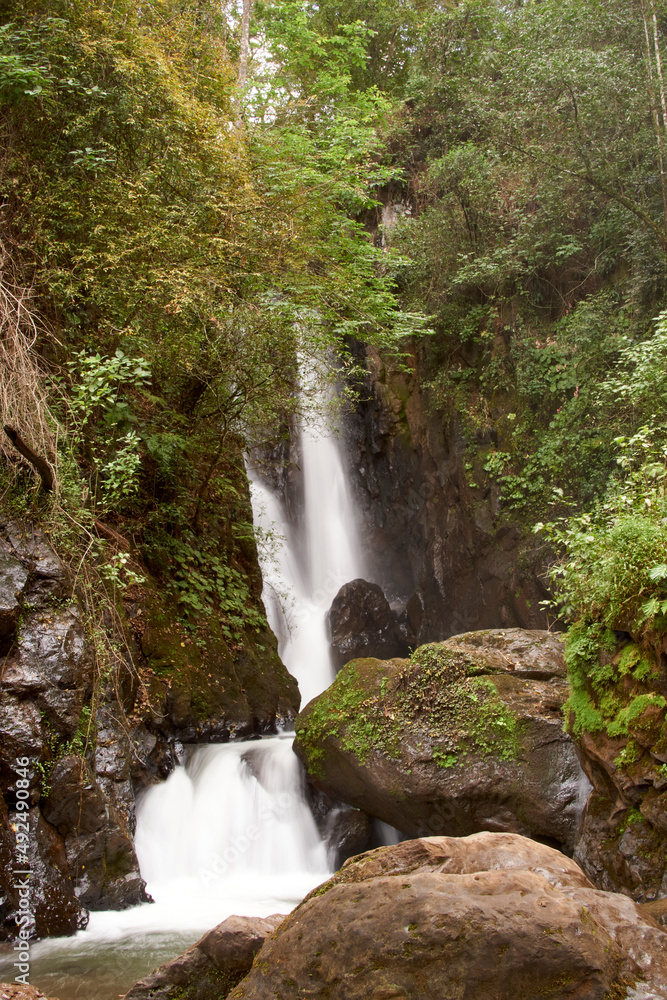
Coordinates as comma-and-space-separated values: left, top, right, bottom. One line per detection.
642, 0, 667, 230
238, 0, 253, 87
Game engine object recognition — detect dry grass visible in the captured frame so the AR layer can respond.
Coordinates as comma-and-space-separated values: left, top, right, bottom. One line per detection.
0, 239, 59, 480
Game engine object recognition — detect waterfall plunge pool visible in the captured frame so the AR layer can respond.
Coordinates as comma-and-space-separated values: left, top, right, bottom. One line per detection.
0, 736, 331, 1000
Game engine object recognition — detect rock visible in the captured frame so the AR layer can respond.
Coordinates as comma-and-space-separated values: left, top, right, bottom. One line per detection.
322, 805, 372, 867
28, 808, 88, 937
42, 755, 148, 911
3, 521, 67, 606
0, 803, 88, 939
0, 985, 59, 1000
123, 913, 285, 999
573, 789, 667, 903
295, 629, 590, 852
326, 580, 408, 671
641, 897, 667, 927
0, 523, 147, 937
344, 343, 552, 643
567, 638, 667, 900
0, 540, 28, 652
0, 695, 43, 788
228, 833, 667, 1000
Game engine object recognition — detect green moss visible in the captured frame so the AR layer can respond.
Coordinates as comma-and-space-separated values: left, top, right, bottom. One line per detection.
563, 624, 666, 770
606, 693, 667, 737
613, 740, 643, 768
564, 688, 605, 737
297, 642, 524, 776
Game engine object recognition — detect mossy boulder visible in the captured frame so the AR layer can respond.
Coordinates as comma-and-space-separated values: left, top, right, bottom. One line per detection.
132, 586, 300, 741
294, 628, 589, 851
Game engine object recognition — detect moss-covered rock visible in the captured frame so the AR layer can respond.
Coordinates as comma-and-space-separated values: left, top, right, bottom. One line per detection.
131, 585, 299, 741
562, 626, 667, 898
294, 628, 588, 851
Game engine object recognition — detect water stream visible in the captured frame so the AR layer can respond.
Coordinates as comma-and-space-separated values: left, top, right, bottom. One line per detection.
249, 397, 365, 705
2, 395, 366, 999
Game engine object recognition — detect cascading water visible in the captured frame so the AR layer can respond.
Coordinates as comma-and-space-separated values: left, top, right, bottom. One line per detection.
11, 386, 368, 1000
250, 394, 365, 706
18, 737, 331, 1000
133, 736, 329, 925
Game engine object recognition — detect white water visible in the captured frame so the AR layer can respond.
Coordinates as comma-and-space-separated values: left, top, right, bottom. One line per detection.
16, 389, 369, 997
250, 398, 365, 706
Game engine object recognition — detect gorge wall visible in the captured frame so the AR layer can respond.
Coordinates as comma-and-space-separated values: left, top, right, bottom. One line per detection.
345, 341, 551, 645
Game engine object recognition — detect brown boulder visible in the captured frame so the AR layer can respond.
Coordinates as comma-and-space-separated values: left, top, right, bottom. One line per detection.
326, 579, 408, 671
123, 913, 285, 1000
228, 833, 667, 1000
0, 985, 59, 1000
295, 629, 589, 852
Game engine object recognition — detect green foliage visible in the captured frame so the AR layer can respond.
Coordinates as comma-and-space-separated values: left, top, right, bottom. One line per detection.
562, 620, 666, 771
164, 534, 266, 643
68, 351, 150, 429
0, 21, 54, 104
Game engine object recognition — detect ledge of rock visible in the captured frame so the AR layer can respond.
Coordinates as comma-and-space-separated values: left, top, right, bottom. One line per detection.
295, 628, 589, 852
228, 832, 667, 1000
123, 913, 285, 999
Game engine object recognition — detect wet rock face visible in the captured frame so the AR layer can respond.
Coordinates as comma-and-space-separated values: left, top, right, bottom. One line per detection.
228, 833, 667, 1000
326, 579, 409, 670
42, 755, 147, 911
0, 521, 148, 939
322, 805, 372, 868
344, 344, 551, 644
295, 628, 589, 853
561, 636, 667, 901
123, 913, 285, 1000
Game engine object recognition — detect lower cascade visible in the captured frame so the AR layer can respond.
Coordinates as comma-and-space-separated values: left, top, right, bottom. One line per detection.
134, 735, 330, 926
12, 737, 330, 1000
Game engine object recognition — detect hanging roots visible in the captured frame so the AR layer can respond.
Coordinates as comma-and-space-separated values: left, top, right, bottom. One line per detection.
0, 240, 58, 484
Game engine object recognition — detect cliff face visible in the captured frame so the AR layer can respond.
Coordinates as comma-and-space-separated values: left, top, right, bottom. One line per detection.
345, 343, 551, 645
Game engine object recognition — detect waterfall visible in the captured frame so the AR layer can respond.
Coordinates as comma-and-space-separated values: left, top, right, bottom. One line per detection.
18, 389, 368, 1000
22, 737, 331, 1000
250, 396, 365, 706
131, 736, 329, 930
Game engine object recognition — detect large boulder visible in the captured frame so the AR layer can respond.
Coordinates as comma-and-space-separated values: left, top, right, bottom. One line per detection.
326, 579, 408, 671
295, 628, 589, 852
123, 913, 284, 1000
228, 833, 667, 1000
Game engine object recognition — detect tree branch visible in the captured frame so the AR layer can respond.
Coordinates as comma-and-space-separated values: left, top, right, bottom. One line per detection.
3, 425, 54, 492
